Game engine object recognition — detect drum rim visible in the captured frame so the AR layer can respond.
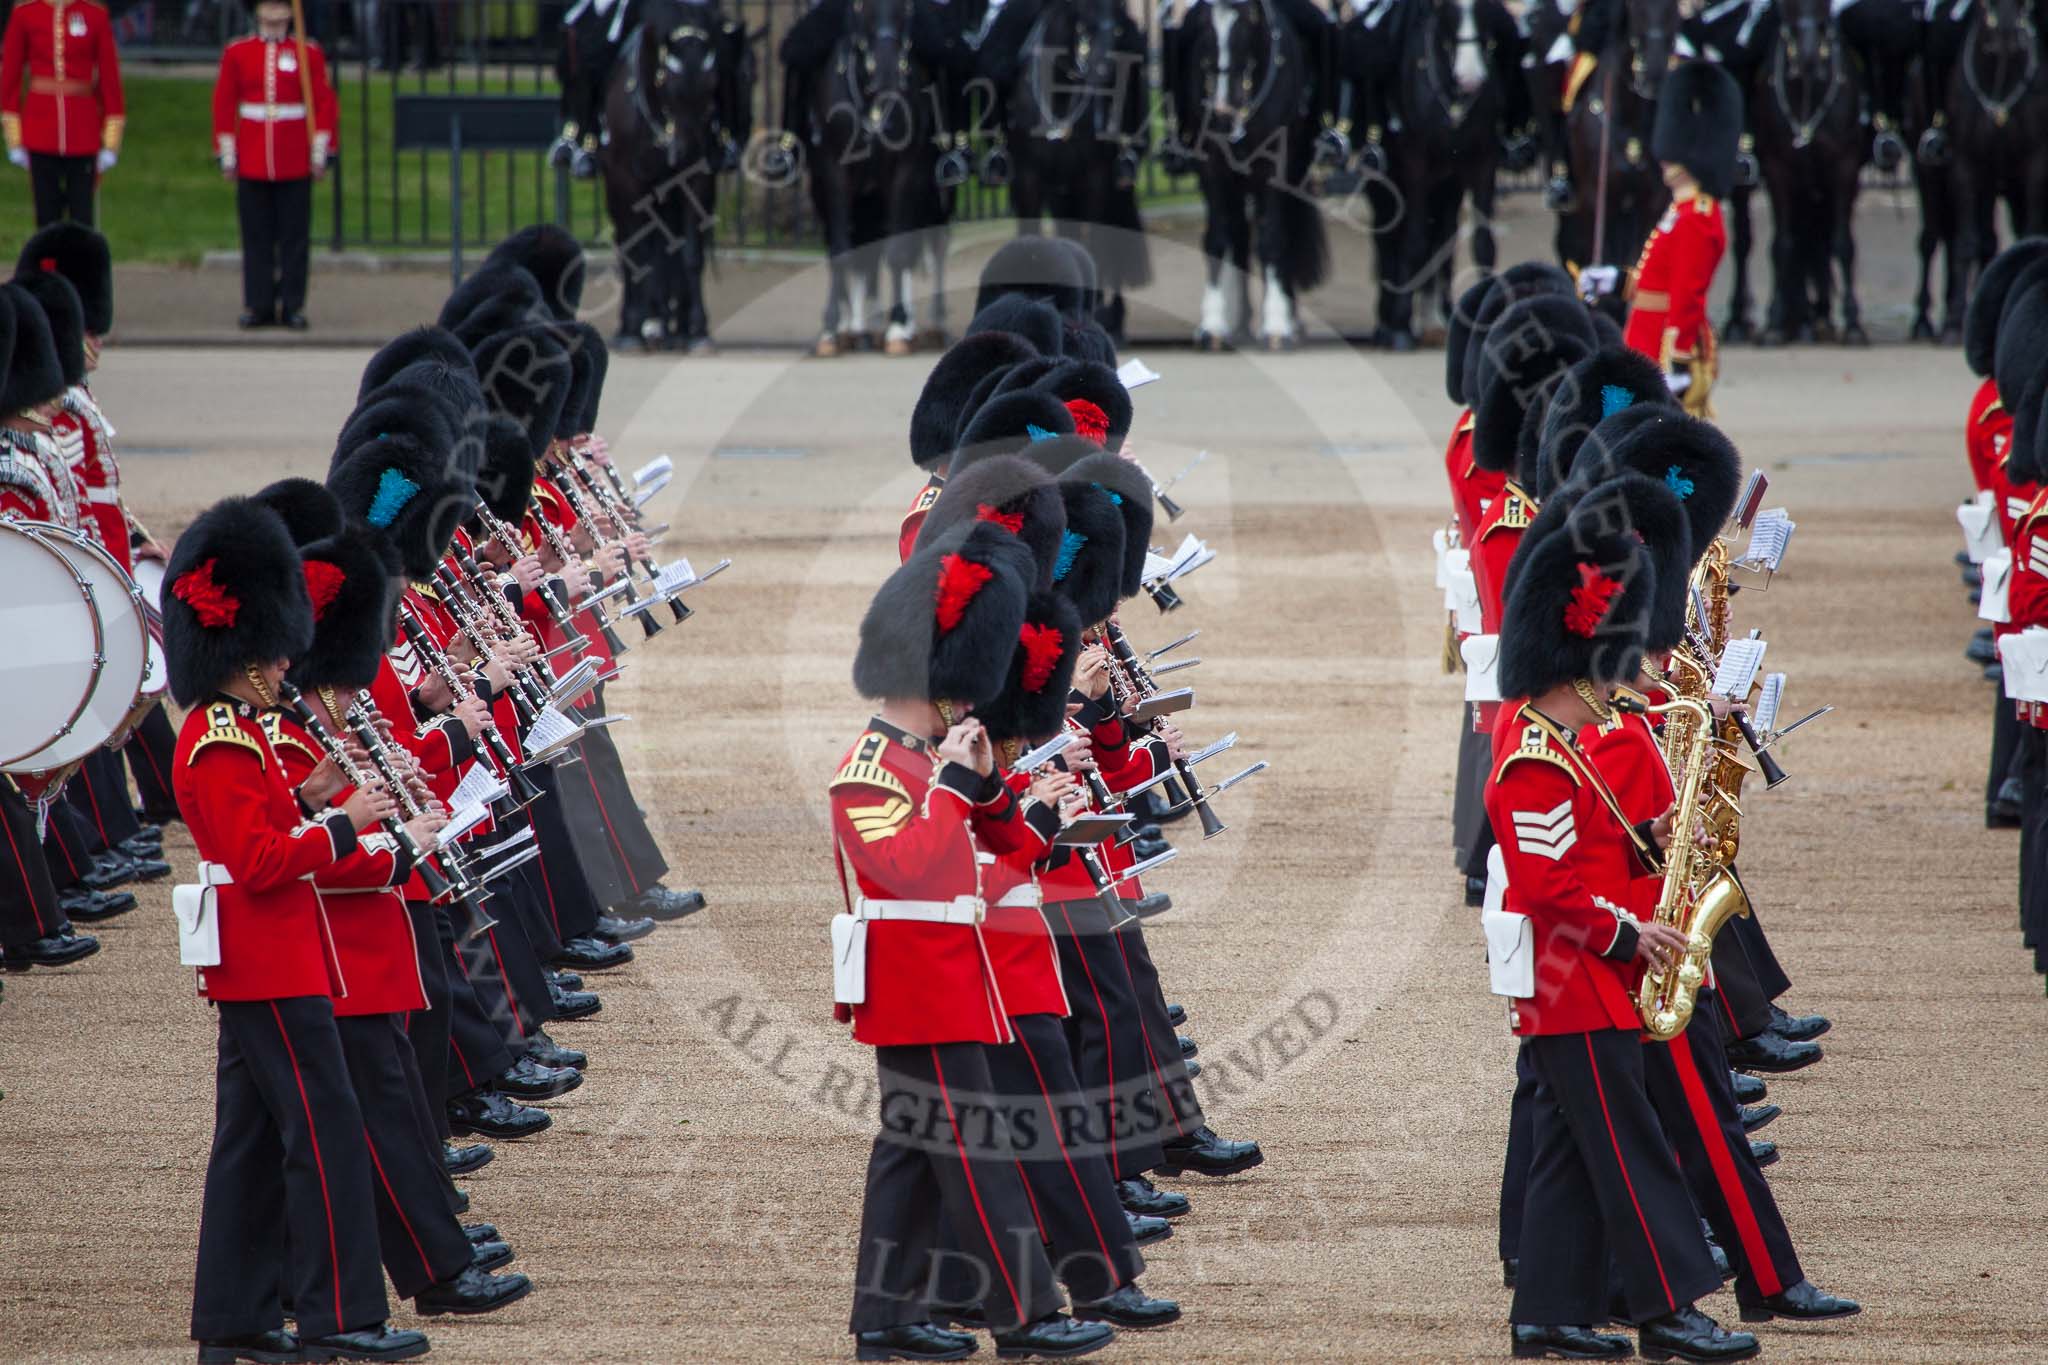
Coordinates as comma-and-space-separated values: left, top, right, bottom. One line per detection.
0, 520, 108, 770
4, 521, 152, 771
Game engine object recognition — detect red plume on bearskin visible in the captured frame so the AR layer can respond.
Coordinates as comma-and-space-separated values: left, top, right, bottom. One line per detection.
1498, 501, 1658, 701
976, 591, 1084, 743
1564, 563, 1622, 638
162, 498, 314, 706
935, 553, 996, 633
854, 522, 1033, 705
303, 560, 347, 620
290, 529, 401, 691
915, 454, 1068, 590
1019, 622, 1065, 692
976, 504, 1026, 536
172, 559, 240, 628
1066, 399, 1109, 446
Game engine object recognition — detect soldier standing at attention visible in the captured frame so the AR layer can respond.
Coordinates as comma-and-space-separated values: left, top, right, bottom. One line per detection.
212, 0, 337, 331
1, 0, 124, 226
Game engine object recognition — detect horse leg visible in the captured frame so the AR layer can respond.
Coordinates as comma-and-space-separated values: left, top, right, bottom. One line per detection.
1469, 170, 1498, 282
1228, 185, 1254, 343
1760, 179, 1795, 346
1256, 182, 1298, 352
924, 226, 950, 348
815, 170, 853, 357
885, 261, 917, 356
1835, 174, 1866, 347
1196, 179, 1232, 349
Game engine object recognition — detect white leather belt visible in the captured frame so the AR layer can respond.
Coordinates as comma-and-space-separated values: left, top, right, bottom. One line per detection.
85, 486, 119, 504
995, 884, 1042, 909
855, 895, 983, 925
197, 860, 235, 887
240, 102, 307, 121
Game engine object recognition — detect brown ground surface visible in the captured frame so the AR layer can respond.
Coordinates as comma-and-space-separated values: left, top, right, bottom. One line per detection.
2, 337, 2043, 1364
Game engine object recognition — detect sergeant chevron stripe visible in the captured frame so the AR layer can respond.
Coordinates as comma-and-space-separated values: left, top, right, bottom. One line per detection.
1511, 799, 1577, 861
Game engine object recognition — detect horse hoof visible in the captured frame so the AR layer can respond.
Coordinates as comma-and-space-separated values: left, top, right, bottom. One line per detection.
1262, 333, 1297, 353
688, 336, 718, 357
1841, 324, 1870, 348
1909, 317, 1935, 342
812, 334, 841, 359
1721, 320, 1753, 346
884, 336, 915, 357
1758, 328, 1788, 348
1388, 330, 1418, 354
1940, 325, 1963, 347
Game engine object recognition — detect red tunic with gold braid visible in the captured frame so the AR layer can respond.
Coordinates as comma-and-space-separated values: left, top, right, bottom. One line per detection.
210, 32, 337, 180
1443, 412, 1499, 549
1623, 190, 1726, 409
1, 0, 124, 159
898, 474, 945, 563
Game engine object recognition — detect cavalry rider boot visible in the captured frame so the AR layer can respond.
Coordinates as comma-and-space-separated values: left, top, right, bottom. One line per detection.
443, 1141, 494, 1176
448, 1089, 553, 1140
1738, 1103, 1780, 1133
1749, 1139, 1778, 1168
992, 1313, 1116, 1359
627, 884, 706, 920
1544, 162, 1575, 213
1637, 1306, 1760, 1363
853, 1321, 978, 1362
1117, 1176, 1190, 1219
196, 1329, 304, 1364
1165, 1003, 1187, 1028
297, 1323, 430, 1362
1074, 1283, 1182, 1329
1918, 120, 1950, 167
526, 1028, 588, 1070
548, 984, 603, 1020
469, 1239, 516, 1272
414, 1263, 532, 1317
58, 887, 134, 920
1738, 1279, 1862, 1323
1510, 1324, 1630, 1359
4, 931, 100, 969
1131, 892, 1172, 918
591, 912, 655, 945
1125, 1210, 1171, 1244
1767, 1003, 1830, 1041
552, 935, 633, 971
1870, 119, 1905, 173
1729, 1070, 1767, 1104
1157, 1125, 1264, 1177
1726, 1029, 1822, 1074
462, 1222, 498, 1245
493, 1055, 583, 1102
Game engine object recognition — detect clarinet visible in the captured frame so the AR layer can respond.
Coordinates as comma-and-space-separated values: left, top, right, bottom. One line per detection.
343, 691, 498, 939
395, 608, 542, 813
426, 569, 550, 722
1104, 622, 1227, 840
277, 681, 452, 904
470, 500, 590, 657
555, 470, 677, 634
529, 494, 631, 656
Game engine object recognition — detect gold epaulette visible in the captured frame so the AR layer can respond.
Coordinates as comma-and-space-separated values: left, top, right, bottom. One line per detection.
830, 732, 910, 802
1980, 398, 2006, 424
1495, 723, 1580, 786
258, 712, 321, 765
188, 702, 264, 768
1455, 413, 1474, 436
1482, 487, 1536, 537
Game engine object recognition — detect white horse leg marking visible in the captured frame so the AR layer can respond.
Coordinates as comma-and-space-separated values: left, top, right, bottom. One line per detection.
1261, 262, 1296, 340
848, 270, 868, 337
1454, 1, 1486, 92
887, 273, 916, 344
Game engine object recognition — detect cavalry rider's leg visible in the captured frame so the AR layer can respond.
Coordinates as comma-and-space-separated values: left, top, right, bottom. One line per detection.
1921, 2, 1968, 164
1836, 0, 1917, 167
1554, 0, 1621, 207
716, 16, 752, 170
975, 0, 1045, 186
768, 0, 852, 176
910, 0, 971, 182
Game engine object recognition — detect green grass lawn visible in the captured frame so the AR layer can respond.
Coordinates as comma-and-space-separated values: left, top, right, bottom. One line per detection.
1, 72, 1203, 265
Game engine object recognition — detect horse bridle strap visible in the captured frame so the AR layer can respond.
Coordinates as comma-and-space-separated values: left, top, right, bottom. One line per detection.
1204, 0, 1284, 143
1769, 17, 1844, 149
1962, 10, 2040, 127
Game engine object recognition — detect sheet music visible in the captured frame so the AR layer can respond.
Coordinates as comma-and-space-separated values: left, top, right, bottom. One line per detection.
1116, 358, 1162, 390
651, 559, 696, 596
524, 705, 580, 753
632, 454, 674, 487
1711, 637, 1768, 699
448, 765, 508, 813
1741, 509, 1794, 571
1140, 550, 1177, 583
633, 475, 671, 508
437, 801, 490, 848
1754, 672, 1785, 735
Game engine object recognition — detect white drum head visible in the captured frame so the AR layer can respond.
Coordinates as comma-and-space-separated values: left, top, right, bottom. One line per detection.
0, 522, 105, 769
7, 523, 151, 772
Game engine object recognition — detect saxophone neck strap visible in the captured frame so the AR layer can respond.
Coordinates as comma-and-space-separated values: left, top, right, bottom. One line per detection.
1522, 705, 1663, 873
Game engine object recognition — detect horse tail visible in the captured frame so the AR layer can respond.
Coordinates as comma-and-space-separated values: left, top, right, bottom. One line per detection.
1098, 183, 1154, 291
1274, 184, 1329, 294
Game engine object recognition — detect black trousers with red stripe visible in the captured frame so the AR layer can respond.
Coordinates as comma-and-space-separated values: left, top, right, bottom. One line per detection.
448, 876, 557, 1045
403, 900, 456, 1140
552, 741, 636, 913
1723, 890, 1792, 1003
68, 748, 144, 848
500, 844, 567, 962
1990, 682, 2023, 810
1511, 1028, 1721, 1328
1045, 898, 1170, 1180
1111, 913, 1207, 1144
191, 995, 389, 1342
1707, 922, 1774, 1041
525, 764, 604, 944
1498, 1040, 1537, 1262
42, 799, 103, 889
335, 1012, 474, 1299
851, 1041, 1066, 1334
1640, 992, 1803, 1306
2022, 727, 2048, 954
434, 907, 516, 1101
931, 1013, 1145, 1309
569, 700, 670, 897
0, 779, 68, 948
1453, 704, 1497, 880
125, 702, 181, 819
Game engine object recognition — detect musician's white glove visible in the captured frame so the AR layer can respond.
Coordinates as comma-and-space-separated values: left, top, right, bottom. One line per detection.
219, 154, 237, 180
96, 149, 117, 173
7, 147, 28, 170
1578, 264, 1619, 302
1665, 366, 1692, 395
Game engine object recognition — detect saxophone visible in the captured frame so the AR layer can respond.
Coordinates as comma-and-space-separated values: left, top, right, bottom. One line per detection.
1631, 694, 1754, 1041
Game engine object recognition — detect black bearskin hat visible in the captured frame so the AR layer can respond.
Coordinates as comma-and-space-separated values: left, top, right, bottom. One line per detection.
1053, 238, 1101, 318
163, 498, 315, 706
911, 332, 1045, 471
951, 389, 1076, 476
852, 521, 1034, 705
915, 454, 1068, 591
1030, 360, 1133, 453
331, 385, 464, 479
11, 267, 85, 389
1571, 408, 1742, 558
977, 591, 1086, 744
1446, 277, 1494, 406
964, 295, 1066, 358
1047, 475, 1129, 627
975, 236, 1089, 323
1652, 61, 1743, 200
476, 414, 538, 524
1966, 238, 2048, 379
357, 326, 475, 402
1063, 451, 1153, 599
441, 265, 548, 348
328, 424, 478, 581
1471, 294, 1596, 474
377, 356, 487, 425
574, 322, 608, 434
1993, 265, 2048, 413
2009, 363, 2048, 486
482, 224, 587, 322
1458, 262, 1577, 407
1498, 501, 1659, 699
18, 221, 112, 335
251, 477, 345, 547
1514, 473, 1693, 653
474, 328, 574, 460
1062, 318, 1118, 369
291, 528, 401, 691
985, 357, 1061, 406
1531, 347, 1679, 499
0, 283, 66, 415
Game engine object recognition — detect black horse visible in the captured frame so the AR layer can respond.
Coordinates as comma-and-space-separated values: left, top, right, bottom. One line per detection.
1753, 0, 1865, 344
1557, 0, 1677, 277
1169, 0, 1329, 349
556, 0, 642, 178
1946, 0, 2048, 325
601, 0, 753, 351
802, 0, 950, 356
1906, 50, 1962, 342
1375, 0, 1517, 349
989, 0, 1153, 340
1680, 0, 1776, 342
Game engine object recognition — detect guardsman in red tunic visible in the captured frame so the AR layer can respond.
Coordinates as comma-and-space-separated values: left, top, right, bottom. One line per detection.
1486, 499, 1757, 1362
161, 496, 431, 1365
835, 522, 1118, 1362
1, 0, 123, 226
900, 328, 1047, 561
212, 0, 338, 329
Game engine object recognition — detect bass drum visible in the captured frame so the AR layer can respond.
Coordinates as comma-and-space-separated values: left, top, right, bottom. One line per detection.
0, 520, 151, 773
